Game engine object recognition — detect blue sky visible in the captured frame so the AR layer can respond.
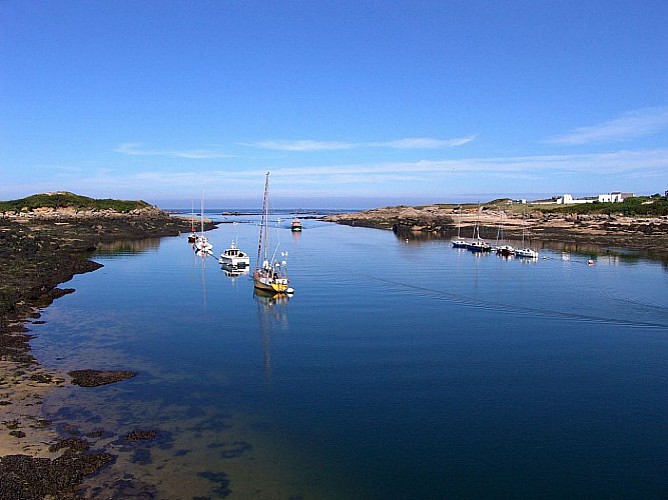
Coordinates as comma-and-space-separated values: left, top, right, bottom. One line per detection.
1, 0, 667, 208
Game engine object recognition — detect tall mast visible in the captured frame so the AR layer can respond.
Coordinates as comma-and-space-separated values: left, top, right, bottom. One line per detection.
200, 190, 205, 233
256, 172, 270, 266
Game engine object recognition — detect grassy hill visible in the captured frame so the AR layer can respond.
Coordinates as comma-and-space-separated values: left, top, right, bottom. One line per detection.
0, 192, 153, 213
413, 195, 668, 217
537, 195, 668, 217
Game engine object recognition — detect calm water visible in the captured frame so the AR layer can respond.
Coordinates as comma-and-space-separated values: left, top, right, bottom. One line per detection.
31, 212, 668, 499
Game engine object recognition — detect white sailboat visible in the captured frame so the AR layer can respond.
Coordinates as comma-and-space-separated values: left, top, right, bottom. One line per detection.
451, 206, 467, 248
193, 196, 213, 255
253, 172, 293, 294
466, 204, 492, 252
516, 212, 538, 259
187, 199, 197, 244
494, 214, 515, 256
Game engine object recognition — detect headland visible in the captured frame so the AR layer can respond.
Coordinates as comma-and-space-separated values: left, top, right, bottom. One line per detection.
325, 198, 668, 260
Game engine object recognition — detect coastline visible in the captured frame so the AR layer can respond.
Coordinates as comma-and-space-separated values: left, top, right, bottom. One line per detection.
0, 209, 216, 495
324, 204, 668, 260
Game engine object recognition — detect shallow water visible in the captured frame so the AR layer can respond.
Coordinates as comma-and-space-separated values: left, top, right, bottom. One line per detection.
31, 212, 668, 498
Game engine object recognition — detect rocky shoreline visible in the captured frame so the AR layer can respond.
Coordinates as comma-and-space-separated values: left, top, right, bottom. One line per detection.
325, 204, 668, 260
0, 208, 216, 497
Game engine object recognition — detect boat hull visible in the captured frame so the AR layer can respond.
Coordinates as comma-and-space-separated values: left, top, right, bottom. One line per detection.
467, 241, 492, 252
253, 277, 289, 293
253, 268, 290, 293
516, 249, 539, 259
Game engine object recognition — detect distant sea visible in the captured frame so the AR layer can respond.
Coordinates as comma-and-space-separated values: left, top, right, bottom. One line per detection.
31, 210, 668, 498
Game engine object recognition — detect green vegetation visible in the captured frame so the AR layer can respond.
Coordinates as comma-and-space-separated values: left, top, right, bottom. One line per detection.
0, 192, 152, 213
538, 196, 668, 217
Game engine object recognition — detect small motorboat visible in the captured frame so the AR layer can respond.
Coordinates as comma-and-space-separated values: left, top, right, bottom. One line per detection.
291, 218, 302, 232
218, 241, 250, 268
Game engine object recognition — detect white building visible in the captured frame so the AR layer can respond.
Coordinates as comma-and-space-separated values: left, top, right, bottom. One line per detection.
598, 192, 623, 203
556, 194, 595, 204
556, 192, 633, 204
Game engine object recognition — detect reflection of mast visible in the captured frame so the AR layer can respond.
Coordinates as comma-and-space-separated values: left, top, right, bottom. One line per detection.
254, 290, 290, 383
194, 249, 209, 307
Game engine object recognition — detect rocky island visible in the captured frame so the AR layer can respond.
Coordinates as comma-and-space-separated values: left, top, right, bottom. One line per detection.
0, 192, 216, 497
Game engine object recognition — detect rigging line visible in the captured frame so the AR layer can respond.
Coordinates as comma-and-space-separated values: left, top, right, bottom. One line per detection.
363, 274, 668, 330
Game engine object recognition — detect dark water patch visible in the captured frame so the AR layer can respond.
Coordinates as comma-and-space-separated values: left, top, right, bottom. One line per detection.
208, 440, 253, 458
53, 405, 103, 426
188, 413, 233, 434
197, 471, 231, 497
82, 475, 158, 499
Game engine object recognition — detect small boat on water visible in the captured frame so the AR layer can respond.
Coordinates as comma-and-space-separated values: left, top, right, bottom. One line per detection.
194, 235, 213, 254
493, 213, 515, 256
516, 212, 538, 259
219, 241, 250, 268
467, 239, 492, 252
253, 172, 294, 295
496, 244, 516, 256
192, 196, 213, 254
451, 206, 467, 248
466, 205, 492, 252
187, 200, 197, 243
291, 218, 302, 232
516, 247, 539, 259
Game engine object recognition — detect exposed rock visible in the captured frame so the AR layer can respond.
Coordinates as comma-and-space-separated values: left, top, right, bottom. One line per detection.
68, 369, 137, 387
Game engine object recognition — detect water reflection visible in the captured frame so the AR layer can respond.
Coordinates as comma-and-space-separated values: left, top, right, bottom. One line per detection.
220, 262, 250, 281
254, 290, 290, 383
392, 227, 666, 265
193, 249, 212, 306
95, 238, 162, 255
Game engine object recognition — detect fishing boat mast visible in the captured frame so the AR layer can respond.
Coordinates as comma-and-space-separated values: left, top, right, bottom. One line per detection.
256, 172, 270, 268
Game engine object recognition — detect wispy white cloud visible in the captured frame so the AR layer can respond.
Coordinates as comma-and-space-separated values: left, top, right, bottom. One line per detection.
101, 147, 668, 186
115, 142, 234, 159
13, 148, 664, 201
377, 135, 477, 148
546, 107, 668, 145
239, 140, 355, 151
240, 135, 476, 151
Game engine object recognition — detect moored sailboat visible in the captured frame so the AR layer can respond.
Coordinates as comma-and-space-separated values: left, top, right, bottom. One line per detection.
451, 206, 467, 248
253, 173, 294, 294
193, 196, 213, 255
494, 215, 515, 256
466, 204, 492, 252
187, 199, 197, 243
516, 212, 538, 259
